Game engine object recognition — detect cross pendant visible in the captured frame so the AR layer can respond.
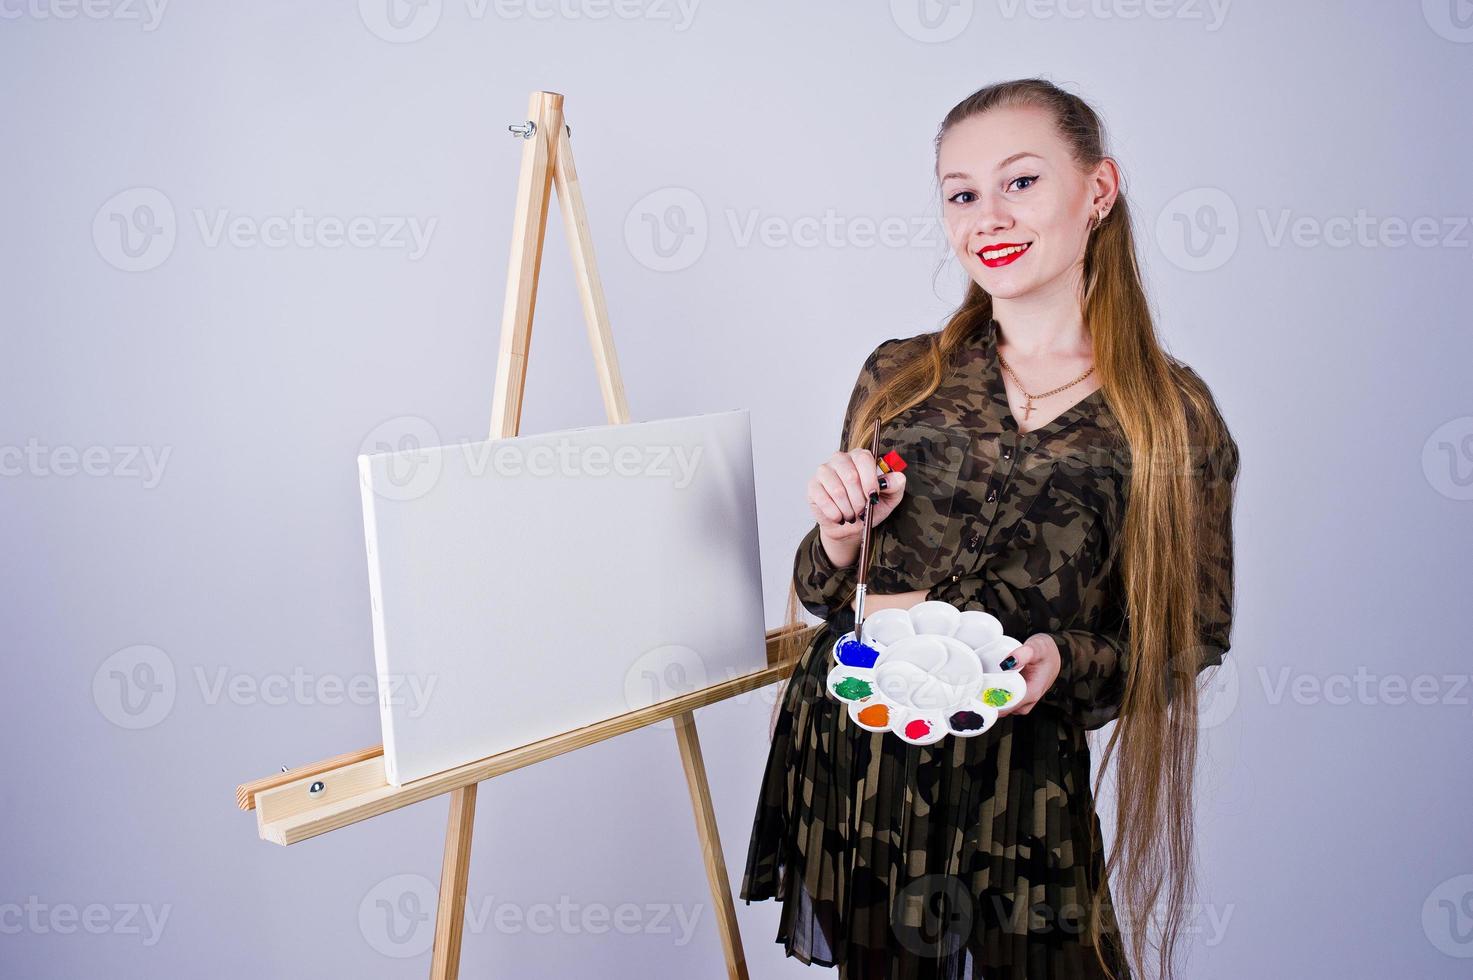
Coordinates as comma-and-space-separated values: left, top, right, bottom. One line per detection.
1020, 397, 1035, 421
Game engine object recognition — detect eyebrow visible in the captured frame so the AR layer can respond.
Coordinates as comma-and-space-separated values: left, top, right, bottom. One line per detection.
940, 151, 1043, 183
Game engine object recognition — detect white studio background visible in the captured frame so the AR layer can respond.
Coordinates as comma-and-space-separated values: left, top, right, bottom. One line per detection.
3, 3, 1472, 978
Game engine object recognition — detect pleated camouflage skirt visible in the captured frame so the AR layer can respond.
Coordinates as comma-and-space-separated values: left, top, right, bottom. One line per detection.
740, 611, 1132, 980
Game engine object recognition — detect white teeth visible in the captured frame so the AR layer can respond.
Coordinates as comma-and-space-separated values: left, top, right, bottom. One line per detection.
981, 243, 1029, 260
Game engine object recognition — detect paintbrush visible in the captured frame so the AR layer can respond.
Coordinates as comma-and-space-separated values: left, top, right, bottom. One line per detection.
852, 417, 883, 647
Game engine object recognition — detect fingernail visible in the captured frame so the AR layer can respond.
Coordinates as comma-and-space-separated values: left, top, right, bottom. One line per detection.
878, 476, 888, 490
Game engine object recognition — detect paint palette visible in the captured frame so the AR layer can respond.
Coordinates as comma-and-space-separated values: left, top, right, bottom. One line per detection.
825, 601, 1028, 746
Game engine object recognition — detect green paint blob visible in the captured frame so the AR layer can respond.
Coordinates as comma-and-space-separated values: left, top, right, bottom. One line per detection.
982, 687, 1012, 707
834, 677, 873, 700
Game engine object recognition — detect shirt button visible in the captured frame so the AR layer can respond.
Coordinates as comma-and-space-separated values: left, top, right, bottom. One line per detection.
951, 573, 960, 582
986, 489, 997, 503
1002, 448, 1012, 460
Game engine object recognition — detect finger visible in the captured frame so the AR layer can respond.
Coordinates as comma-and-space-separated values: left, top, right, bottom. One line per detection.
828, 450, 873, 522
808, 487, 846, 526
879, 467, 906, 499
805, 474, 840, 524
813, 467, 858, 523
846, 448, 881, 501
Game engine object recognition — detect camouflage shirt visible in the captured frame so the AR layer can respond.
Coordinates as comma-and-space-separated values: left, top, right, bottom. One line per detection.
792, 317, 1240, 730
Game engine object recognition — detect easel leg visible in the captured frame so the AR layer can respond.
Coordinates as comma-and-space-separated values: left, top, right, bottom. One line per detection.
672, 711, 750, 980
430, 784, 478, 980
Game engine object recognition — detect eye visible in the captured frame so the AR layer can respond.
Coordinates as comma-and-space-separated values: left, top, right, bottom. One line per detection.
1009, 174, 1039, 191
946, 190, 976, 205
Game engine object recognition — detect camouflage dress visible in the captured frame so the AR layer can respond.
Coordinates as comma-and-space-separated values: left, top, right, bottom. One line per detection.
740, 318, 1239, 979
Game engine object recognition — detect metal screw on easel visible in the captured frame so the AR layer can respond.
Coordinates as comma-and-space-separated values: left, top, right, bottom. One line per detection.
308, 780, 326, 797
508, 120, 571, 139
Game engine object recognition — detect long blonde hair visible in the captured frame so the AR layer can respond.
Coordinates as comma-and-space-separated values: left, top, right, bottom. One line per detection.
774, 78, 1235, 979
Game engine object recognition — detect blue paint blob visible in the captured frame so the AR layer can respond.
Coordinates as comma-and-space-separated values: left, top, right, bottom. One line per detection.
835, 636, 881, 668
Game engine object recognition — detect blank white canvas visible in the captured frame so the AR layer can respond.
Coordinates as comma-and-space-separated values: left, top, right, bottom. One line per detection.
358, 409, 768, 786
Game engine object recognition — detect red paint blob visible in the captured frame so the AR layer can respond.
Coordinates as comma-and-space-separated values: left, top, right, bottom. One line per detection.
904, 719, 932, 739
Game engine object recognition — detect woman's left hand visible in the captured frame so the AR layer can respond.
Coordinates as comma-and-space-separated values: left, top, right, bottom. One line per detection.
1006, 634, 1062, 715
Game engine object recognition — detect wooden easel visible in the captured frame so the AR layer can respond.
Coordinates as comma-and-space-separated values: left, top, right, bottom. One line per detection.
235, 91, 816, 979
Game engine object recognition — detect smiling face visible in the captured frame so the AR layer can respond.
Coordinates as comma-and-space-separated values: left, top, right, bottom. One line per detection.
936, 104, 1116, 301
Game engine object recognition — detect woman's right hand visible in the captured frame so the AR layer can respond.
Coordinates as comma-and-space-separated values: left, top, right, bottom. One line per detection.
807, 448, 908, 565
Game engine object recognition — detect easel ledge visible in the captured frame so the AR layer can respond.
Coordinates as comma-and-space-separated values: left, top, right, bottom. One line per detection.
237, 623, 813, 845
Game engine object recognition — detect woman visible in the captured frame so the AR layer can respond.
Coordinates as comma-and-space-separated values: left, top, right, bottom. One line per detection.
740, 78, 1241, 980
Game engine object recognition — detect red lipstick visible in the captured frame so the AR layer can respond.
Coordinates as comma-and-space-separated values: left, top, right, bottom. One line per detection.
977, 241, 1032, 268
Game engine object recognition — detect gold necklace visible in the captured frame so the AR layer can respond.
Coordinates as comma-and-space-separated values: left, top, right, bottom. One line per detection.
997, 353, 1096, 423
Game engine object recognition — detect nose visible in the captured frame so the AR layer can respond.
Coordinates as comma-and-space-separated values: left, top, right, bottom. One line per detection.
969, 193, 1013, 244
